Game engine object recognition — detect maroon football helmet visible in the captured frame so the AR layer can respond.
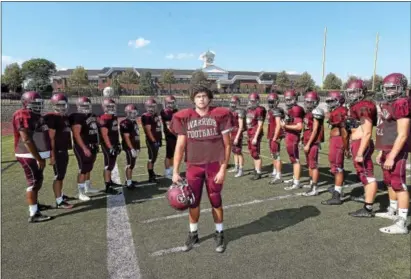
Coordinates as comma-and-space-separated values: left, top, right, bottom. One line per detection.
304, 91, 320, 111
166, 179, 195, 211
21, 91, 44, 114
284, 90, 297, 108
102, 98, 116, 115
267, 92, 279, 109
145, 98, 157, 113
50, 93, 68, 115
247, 92, 260, 109
345, 79, 366, 105
125, 104, 138, 120
76, 96, 92, 114
326, 91, 345, 111
165, 95, 177, 109
382, 73, 408, 102
230, 96, 240, 110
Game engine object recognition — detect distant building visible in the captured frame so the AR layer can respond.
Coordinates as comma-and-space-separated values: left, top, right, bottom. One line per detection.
51, 50, 301, 95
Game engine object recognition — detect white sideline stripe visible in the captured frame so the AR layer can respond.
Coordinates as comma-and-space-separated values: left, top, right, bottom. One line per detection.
141, 182, 364, 224
133, 196, 165, 203
107, 164, 141, 279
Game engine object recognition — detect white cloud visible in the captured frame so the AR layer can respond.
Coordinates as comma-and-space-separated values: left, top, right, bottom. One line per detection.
286, 71, 299, 75
128, 37, 151, 48
2, 55, 24, 67
165, 53, 194, 60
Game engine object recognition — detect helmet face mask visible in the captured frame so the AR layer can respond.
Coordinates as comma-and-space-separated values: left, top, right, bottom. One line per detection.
78, 103, 91, 114
247, 93, 260, 109
284, 96, 295, 108
304, 98, 317, 111
54, 102, 68, 115
345, 88, 363, 104
325, 97, 339, 110
28, 99, 44, 114
104, 103, 116, 115
382, 84, 403, 102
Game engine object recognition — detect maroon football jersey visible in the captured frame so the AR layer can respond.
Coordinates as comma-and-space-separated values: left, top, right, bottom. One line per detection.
160, 108, 178, 139
267, 108, 285, 140
141, 112, 162, 142
69, 113, 99, 145
230, 108, 246, 138
376, 97, 411, 152
120, 118, 141, 150
285, 105, 305, 142
98, 114, 119, 147
246, 106, 266, 137
44, 113, 72, 151
303, 111, 325, 144
13, 109, 51, 156
170, 107, 233, 164
348, 100, 377, 126
328, 106, 348, 128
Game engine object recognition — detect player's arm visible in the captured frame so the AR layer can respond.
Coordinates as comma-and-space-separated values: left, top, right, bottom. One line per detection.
48, 127, 56, 164
19, 129, 43, 162
123, 132, 134, 150
272, 116, 281, 141
284, 121, 303, 132
173, 134, 187, 175
253, 120, 264, 139
388, 117, 410, 159
306, 119, 320, 147
235, 117, 244, 142
100, 126, 113, 149
220, 132, 232, 172
340, 126, 349, 151
356, 118, 373, 157
72, 124, 88, 150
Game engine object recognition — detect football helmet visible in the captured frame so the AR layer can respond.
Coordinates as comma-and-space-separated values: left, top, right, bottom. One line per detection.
345, 79, 366, 105
50, 93, 68, 115
145, 98, 157, 113
76, 96, 92, 114
166, 179, 195, 211
21, 91, 44, 114
267, 92, 279, 109
102, 98, 116, 115
284, 90, 297, 109
304, 91, 320, 111
325, 91, 345, 111
125, 104, 138, 120
165, 95, 177, 109
382, 73, 408, 102
247, 92, 260, 109
230, 96, 240, 111
103, 86, 114, 98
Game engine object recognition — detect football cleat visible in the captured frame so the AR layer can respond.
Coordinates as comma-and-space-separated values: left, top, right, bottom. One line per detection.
214, 231, 226, 253
182, 231, 199, 252
379, 217, 409, 235
167, 179, 195, 211
375, 207, 397, 220
28, 211, 52, 223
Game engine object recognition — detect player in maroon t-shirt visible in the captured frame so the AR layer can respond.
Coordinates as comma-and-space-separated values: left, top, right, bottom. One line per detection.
160, 95, 178, 179
228, 96, 246, 178
13, 91, 52, 223
170, 84, 233, 253
246, 93, 267, 180
375, 73, 410, 234
141, 98, 163, 182
44, 93, 74, 209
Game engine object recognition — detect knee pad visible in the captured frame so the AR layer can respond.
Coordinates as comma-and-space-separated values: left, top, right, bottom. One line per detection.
209, 192, 222, 208
105, 165, 114, 171
271, 152, 280, 160
26, 186, 34, 192
125, 164, 134, 171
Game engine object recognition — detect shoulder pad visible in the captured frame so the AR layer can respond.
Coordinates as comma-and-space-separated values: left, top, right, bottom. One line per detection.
236, 109, 246, 118
211, 107, 231, 117
312, 108, 325, 119
272, 108, 284, 117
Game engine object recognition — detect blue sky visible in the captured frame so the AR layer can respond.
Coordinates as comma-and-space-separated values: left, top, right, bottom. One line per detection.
2, 2, 410, 85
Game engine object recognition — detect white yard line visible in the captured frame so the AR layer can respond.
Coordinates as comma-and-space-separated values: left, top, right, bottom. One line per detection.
107, 163, 141, 279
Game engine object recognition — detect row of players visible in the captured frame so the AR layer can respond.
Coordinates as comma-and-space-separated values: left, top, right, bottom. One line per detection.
166, 72, 410, 254
13, 91, 178, 223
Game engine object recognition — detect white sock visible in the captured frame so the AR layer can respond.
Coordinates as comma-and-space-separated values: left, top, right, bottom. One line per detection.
78, 183, 85, 191
335, 185, 342, 194
215, 223, 223, 232
398, 208, 408, 220
238, 165, 243, 171
309, 180, 313, 186
189, 223, 198, 232
276, 172, 282, 179
29, 204, 38, 216
272, 168, 277, 176
294, 179, 300, 186
56, 196, 63, 204
127, 179, 132, 186
85, 180, 90, 188
256, 169, 261, 174
389, 200, 398, 210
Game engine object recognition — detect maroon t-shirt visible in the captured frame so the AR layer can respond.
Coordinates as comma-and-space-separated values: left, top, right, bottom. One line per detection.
303, 111, 324, 144
230, 108, 246, 139
44, 113, 72, 151
160, 108, 178, 139
348, 100, 377, 126
328, 106, 348, 129
98, 114, 120, 148
285, 105, 305, 142
246, 106, 266, 137
170, 107, 233, 164
267, 108, 285, 140
141, 112, 162, 142
120, 118, 141, 150
68, 113, 99, 145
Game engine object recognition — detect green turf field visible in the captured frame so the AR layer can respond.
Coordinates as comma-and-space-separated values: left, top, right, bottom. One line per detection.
1, 125, 410, 279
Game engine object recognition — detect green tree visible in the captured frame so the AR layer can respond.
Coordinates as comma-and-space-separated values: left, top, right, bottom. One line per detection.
2, 63, 23, 92
275, 71, 291, 90
21, 58, 56, 93
68, 66, 89, 94
323, 73, 342, 90
365, 74, 383, 92
295, 71, 315, 92
161, 70, 176, 94
190, 70, 208, 86
111, 76, 122, 96
118, 68, 139, 91
139, 71, 155, 95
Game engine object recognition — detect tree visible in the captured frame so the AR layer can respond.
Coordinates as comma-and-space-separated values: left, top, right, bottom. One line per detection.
323, 73, 342, 90
118, 68, 139, 91
2, 63, 23, 92
139, 71, 155, 95
111, 76, 122, 96
21, 58, 56, 93
295, 71, 315, 92
68, 66, 89, 94
275, 71, 291, 90
365, 75, 383, 92
190, 70, 208, 86
161, 70, 176, 94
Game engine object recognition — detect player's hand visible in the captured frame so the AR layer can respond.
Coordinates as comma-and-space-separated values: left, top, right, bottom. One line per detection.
303, 144, 310, 153
49, 156, 55, 166
252, 138, 257, 145
108, 147, 117, 156
172, 172, 182, 184
280, 120, 286, 128
214, 169, 226, 184
83, 146, 92, 157
37, 158, 46, 170
233, 139, 238, 146
131, 149, 138, 158
355, 155, 363, 163
383, 154, 395, 170
376, 152, 382, 165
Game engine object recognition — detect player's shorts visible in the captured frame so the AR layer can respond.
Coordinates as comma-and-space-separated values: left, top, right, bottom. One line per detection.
305, 143, 319, 169
166, 137, 177, 159
329, 136, 345, 174
232, 136, 243, 155
125, 149, 138, 170
269, 139, 281, 159
381, 150, 409, 192
247, 135, 262, 160
73, 144, 97, 174
350, 139, 375, 186
146, 140, 160, 163
286, 140, 300, 164
53, 150, 69, 180
101, 144, 119, 172
186, 161, 223, 208
17, 157, 44, 187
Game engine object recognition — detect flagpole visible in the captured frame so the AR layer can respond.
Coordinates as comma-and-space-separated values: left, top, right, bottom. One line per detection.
372, 32, 380, 92
321, 27, 327, 90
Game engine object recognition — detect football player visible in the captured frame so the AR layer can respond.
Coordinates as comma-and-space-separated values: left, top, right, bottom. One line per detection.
160, 95, 178, 179
44, 93, 74, 209
69, 97, 101, 200
301, 91, 325, 196
228, 95, 246, 178
141, 98, 163, 182
321, 91, 349, 205
120, 104, 141, 189
245, 93, 267, 180
13, 91, 52, 222
375, 73, 410, 234
170, 84, 233, 253
266, 92, 285, 184
281, 90, 305, 190
98, 98, 122, 195
344, 79, 378, 217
